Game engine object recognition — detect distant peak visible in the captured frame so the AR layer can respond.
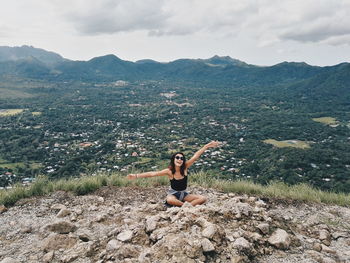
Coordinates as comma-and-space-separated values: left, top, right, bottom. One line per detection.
201, 55, 249, 67
89, 54, 122, 62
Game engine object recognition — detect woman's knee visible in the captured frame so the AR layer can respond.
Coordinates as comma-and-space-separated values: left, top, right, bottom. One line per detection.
200, 195, 207, 204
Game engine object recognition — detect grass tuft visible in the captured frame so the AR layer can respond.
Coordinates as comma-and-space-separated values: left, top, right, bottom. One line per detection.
0, 172, 349, 207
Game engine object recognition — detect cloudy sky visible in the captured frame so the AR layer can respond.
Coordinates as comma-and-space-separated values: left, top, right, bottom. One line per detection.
1, 0, 350, 66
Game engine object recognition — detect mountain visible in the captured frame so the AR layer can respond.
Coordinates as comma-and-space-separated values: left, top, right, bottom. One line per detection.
0, 45, 68, 66
0, 45, 348, 87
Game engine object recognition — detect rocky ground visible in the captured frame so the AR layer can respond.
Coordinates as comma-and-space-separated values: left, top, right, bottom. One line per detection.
0, 186, 349, 263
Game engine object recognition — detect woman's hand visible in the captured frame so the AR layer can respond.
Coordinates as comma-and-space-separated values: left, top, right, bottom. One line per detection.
127, 174, 138, 180
205, 141, 221, 149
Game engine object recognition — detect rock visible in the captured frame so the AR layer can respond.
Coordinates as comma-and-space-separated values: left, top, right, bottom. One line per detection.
322, 257, 337, 263
255, 200, 267, 208
42, 251, 54, 263
202, 223, 217, 239
0, 258, 20, 263
321, 244, 336, 254
20, 226, 33, 234
77, 229, 93, 242
146, 215, 159, 232
231, 255, 247, 263
61, 241, 95, 262
235, 203, 253, 217
268, 229, 291, 249
319, 229, 331, 246
94, 213, 108, 222
201, 238, 215, 252
233, 237, 252, 252
332, 231, 348, 239
97, 196, 104, 203
106, 239, 122, 251
117, 230, 133, 242
312, 242, 322, 252
0, 205, 7, 214
74, 207, 83, 215
138, 248, 152, 263
45, 221, 77, 234
57, 208, 71, 218
257, 223, 269, 235
51, 204, 66, 211
42, 234, 78, 252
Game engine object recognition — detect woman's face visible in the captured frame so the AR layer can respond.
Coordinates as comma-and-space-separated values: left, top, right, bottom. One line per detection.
174, 154, 184, 167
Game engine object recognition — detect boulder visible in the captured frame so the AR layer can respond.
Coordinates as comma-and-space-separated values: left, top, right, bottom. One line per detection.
268, 229, 291, 249
42, 234, 78, 252
45, 221, 77, 234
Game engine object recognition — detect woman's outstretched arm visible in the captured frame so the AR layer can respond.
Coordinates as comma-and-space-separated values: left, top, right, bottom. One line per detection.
186, 141, 220, 168
127, 168, 170, 180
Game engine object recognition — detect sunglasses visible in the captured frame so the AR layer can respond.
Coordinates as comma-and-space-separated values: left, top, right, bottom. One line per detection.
175, 156, 184, 160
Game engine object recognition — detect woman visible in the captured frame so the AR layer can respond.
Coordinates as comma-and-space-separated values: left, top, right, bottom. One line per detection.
127, 141, 220, 207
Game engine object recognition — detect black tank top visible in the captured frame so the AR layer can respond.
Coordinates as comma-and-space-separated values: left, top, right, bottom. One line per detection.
170, 174, 188, 191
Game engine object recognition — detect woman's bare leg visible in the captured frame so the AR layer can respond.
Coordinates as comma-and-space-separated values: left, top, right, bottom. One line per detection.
183, 194, 207, 206
166, 195, 184, 207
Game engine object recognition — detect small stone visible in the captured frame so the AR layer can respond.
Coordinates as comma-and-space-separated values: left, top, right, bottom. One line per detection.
231, 255, 246, 263
20, 226, 33, 234
201, 238, 215, 252
233, 237, 251, 252
146, 216, 159, 233
51, 204, 67, 211
106, 239, 121, 251
117, 230, 133, 242
312, 242, 322, 252
42, 251, 54, 263
319, 229, 331, 241
75, 208, 83, 215
321, 244, 336, 254
257, 223, 269, 235
202, 223, 217, 239
235, 203, 253, 217
57, 208, 71, 218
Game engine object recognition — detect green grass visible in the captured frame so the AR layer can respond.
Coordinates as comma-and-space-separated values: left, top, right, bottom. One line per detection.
312, 117, 338, 125
263, 139, 310, 149
0, 109, 25, 117
0, 172, 349, 207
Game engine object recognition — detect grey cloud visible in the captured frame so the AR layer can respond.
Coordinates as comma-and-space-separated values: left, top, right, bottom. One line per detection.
58, 0, 350, 47
64, 0, 169, 35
